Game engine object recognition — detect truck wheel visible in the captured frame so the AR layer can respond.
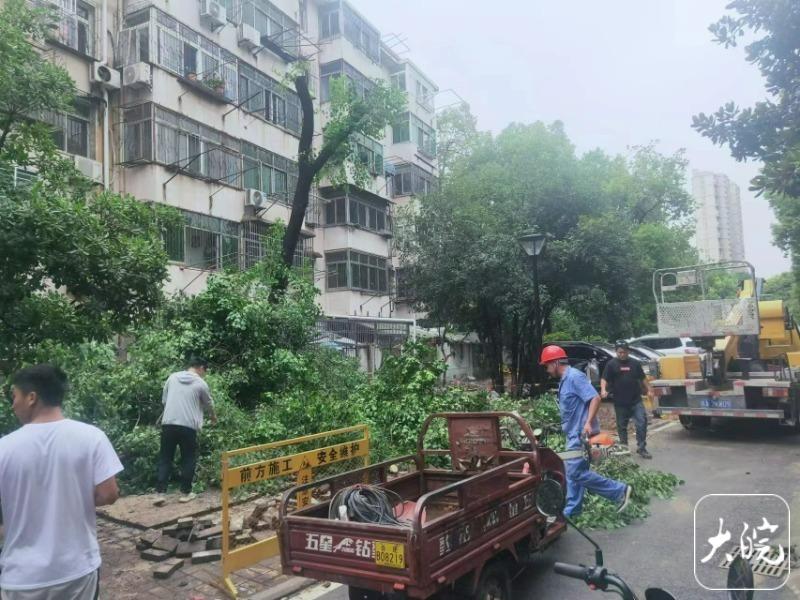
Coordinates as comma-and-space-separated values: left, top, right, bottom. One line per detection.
348, 587, 383, 600
473, 563, 511, 600
679, 415, 710, 430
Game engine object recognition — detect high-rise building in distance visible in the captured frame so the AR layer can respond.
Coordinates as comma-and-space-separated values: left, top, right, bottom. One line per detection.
692, 170, 745, 263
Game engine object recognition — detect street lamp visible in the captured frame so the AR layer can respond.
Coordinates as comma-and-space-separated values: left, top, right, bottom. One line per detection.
518, 230, 548, 259
518, 230, 548, 388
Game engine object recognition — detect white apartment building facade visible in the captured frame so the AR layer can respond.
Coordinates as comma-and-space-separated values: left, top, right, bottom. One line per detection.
34, 0, 439, 325
692, 170, 746, 263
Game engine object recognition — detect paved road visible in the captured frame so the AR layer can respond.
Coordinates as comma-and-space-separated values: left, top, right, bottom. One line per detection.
305, 418, 800, 599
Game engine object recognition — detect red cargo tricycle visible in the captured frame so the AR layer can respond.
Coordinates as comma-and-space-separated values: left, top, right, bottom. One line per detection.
278, 412, 567, 599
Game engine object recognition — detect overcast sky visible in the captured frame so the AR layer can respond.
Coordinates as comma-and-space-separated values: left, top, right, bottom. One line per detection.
349, 0, 790, 277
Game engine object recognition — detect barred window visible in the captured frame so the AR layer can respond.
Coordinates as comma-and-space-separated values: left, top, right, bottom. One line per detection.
325, 250, 388, 293
42, 97, 94, 158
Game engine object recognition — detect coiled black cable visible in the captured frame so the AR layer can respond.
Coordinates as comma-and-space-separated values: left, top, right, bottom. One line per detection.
328, 484, 407, 526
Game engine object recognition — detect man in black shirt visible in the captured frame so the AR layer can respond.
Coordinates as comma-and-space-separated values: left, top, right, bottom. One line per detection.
601, 340, 652, 459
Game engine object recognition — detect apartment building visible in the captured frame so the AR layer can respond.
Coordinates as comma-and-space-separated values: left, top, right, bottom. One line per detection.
34, 0, 439, 324
692, 170, 746, 263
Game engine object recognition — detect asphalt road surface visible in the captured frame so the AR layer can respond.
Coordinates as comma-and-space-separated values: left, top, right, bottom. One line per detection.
301, 418, 800, 600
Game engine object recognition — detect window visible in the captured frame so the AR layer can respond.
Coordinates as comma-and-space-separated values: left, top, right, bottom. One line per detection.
75, 1, 94, 55
324, 195, 391, 234
319, 6, 340, 38
44, 98, 93, 158
152, 105, 242, 186
326, 250, 388, 293
122, 8, 237, 100
326, 251, 348, 290
165, 210, 241, 271
391, 72, 406, 91
352, 133, 383, 176
319, 60, 374, 103
392, 113, 436, 157
342, 4, 380, 63
50, 0, 95, 56
392, 163, 437, 198
241, 141, 298, 200
243, 0, 299, 60
238, 63, 301, 134
416, 81, 432, 110
183, 43, 198, 76
122, 103, 299, 190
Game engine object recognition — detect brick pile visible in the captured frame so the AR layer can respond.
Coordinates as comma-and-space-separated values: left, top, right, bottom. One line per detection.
137, 516, 256, 579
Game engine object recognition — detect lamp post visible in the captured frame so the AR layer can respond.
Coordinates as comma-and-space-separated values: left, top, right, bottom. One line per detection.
518, 230, 548, 387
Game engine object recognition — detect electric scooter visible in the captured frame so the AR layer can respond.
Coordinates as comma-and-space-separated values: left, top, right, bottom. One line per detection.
534, 478, 755, 600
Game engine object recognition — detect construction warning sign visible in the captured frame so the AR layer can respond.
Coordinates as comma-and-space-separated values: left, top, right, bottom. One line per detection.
220, 424, 370, 598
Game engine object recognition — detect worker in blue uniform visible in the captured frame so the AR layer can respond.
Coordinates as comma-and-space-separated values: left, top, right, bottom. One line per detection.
539, 345, 633, 517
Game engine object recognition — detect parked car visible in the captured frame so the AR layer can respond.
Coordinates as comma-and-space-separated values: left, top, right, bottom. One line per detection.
628, 334, 700, 355
543, 341, 658, 388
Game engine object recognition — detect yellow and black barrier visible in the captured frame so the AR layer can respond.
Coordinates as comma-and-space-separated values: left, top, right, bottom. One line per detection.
220, 425, 370, 598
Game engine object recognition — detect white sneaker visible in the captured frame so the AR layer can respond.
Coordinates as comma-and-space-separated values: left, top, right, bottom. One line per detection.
178, 492, 197, 503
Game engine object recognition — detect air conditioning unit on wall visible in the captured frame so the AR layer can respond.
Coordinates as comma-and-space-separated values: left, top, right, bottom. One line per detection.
200, 0, 226, 29
73, 155, 103, 182
245, 188, 266, 208
122, 62, 151, 88
90, 62, 121, 90
237, 23, 261, 51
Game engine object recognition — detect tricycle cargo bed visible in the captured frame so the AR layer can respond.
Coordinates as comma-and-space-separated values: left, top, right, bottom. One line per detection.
279, 412, 567, 599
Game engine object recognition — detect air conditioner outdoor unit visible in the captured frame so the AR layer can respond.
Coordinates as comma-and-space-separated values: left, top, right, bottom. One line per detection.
90, 62, 121, 90
200, 0, 226, 29
245, 188, 266, 208
237, 23, 261, 50
73, 155, 103, 182
122, 62, 151, 88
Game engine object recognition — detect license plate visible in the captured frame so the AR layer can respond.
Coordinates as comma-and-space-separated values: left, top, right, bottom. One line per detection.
374, 541, 405, 569
700, 397, 732, 409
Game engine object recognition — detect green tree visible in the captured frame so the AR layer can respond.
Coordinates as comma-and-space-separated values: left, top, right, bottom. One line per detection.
692, 1, 800, 307
282, 70, 406, 266
435, 103, 487, 176
0, 0, 180, 375
404, 122, 693, 391
762, 272, 800, 317
0, 0, 75, 166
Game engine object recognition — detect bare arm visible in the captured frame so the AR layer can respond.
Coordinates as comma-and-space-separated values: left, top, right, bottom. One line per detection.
95, 475, 120, 506
584, 395, 602, 434
600, 378, 609, 399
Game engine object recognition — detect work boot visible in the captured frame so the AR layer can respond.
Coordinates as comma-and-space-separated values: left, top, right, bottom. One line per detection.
637, 448, 652, 459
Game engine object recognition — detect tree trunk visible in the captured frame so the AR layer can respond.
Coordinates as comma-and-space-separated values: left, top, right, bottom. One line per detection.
282, 76, 315, 267
282, 75, 370, 267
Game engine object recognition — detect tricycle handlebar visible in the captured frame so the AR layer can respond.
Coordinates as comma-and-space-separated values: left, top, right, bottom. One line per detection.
553, 563, 638, 600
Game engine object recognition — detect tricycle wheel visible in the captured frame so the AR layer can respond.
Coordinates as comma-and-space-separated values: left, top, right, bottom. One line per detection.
348, 587, 383, 600
473, 562, 511, 600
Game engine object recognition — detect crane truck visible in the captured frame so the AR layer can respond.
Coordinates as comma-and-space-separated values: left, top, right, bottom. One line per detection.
648, 261, 800, 429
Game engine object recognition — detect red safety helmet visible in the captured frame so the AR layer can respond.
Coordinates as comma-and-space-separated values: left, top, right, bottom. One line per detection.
539, 345, 567, 365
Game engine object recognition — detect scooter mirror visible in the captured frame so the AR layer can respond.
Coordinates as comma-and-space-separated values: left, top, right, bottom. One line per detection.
535, 478, 565, 517
644, 589, 676, 600
726, 556, 754, 600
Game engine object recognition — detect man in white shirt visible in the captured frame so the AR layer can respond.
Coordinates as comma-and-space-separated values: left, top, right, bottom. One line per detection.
0, 364, 123, 600
156, 357, 216, 503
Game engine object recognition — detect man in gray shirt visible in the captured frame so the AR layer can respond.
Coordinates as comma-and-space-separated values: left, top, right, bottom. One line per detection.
155, 357, 216, 503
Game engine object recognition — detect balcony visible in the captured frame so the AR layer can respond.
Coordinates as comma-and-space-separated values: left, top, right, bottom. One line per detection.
177, 75, 232, 104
